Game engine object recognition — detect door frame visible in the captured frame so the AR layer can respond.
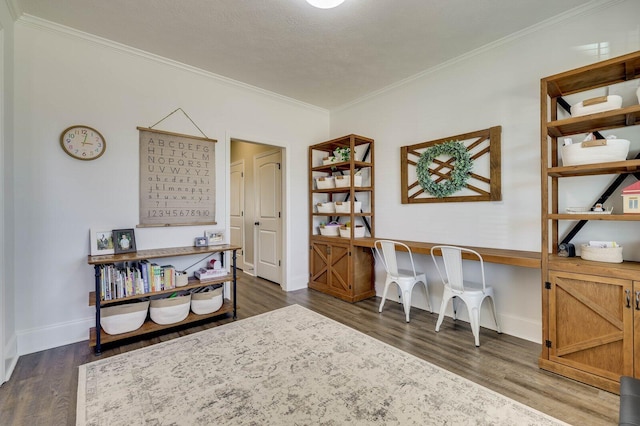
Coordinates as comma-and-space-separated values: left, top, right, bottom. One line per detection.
230, 160, 246, 272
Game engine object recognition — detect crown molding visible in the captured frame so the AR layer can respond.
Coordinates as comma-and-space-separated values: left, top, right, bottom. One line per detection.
5, 0, 21, 21
17, 14, 329, 114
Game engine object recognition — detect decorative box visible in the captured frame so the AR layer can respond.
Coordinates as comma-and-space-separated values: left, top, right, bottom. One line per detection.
580, 244, 623, 263
101, 301, 149, 335
334, 201, 362, 213
191, 287, 224, 315
316, 202, 335, 214
561, 139, 629, 166
319, 222, 340, 236
195, 267, 227, 281
149, 294, 191, 325
570, 95, 622, 117
315, 176, 335, 189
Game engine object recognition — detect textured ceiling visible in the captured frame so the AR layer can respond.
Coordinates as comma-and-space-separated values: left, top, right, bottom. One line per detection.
17, 0, 595, 109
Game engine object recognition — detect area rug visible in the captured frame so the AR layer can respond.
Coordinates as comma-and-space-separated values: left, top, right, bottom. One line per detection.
77, 304, 568, 425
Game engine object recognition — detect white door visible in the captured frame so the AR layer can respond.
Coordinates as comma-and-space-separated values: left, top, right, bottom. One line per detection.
255, 150, 282, 284
230, 161, 245, 271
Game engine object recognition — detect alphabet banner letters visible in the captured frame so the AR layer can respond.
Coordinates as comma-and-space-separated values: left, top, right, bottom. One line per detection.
139, 127, 216, 226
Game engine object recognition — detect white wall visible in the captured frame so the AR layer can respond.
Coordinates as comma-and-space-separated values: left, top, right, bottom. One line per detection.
0, 0, 15, 384
13, 16, 328, 355
331, 0, 640, 342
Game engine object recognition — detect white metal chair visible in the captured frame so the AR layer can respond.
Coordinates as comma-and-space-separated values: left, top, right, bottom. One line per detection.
430, 245, 501, 347
375, 240, 432, 322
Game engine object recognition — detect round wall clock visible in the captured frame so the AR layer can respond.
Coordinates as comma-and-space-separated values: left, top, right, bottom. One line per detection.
60, 125, 106, 160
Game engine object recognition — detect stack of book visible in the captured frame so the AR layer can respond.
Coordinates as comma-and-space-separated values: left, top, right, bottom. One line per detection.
97, 261, 177, 301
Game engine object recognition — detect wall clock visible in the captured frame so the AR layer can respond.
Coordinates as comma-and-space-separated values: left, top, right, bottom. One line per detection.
60, 125, 106, 160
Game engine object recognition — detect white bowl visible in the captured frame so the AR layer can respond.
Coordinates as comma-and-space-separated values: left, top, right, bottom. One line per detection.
150, 294, 191, 325
191, 287, 223, 315
101, 301, 149, 335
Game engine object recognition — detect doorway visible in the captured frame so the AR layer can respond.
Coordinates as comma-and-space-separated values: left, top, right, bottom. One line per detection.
230, 140, 284, 286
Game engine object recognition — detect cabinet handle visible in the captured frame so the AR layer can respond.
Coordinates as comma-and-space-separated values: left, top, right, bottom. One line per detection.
625, 289, 631, 308
636, 290, 640, 310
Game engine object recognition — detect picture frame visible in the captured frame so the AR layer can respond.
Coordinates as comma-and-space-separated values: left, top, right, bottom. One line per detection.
113, 228, 137, 254
204, 229, 224, 245
90, 228, 115, 256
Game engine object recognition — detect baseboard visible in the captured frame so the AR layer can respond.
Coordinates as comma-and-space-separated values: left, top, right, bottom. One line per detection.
17, 317, 93, 356
284, 273, 308, 292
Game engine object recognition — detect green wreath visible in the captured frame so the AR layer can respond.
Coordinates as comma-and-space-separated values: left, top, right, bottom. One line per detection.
416, 140, 473, 198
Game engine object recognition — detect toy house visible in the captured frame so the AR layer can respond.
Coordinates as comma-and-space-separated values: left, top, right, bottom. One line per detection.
622, 181, 640, 213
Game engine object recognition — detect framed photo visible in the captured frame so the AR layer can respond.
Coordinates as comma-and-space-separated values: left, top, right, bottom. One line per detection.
113, 228, 137, 254
204, 230, 224, 245
90, 228, 115, 255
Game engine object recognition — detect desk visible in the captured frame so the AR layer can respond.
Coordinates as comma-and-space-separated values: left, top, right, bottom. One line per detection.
352, 237, 541, 269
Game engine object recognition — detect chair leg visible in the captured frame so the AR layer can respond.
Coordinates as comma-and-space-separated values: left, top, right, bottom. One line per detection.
469, 305, 481, 347
451, 296, 458, 320
421, 281, 432, 313
403, 289, 412, 322
379, 281, 391, 313
435, 295, 450, 332
487, 295, 502, 334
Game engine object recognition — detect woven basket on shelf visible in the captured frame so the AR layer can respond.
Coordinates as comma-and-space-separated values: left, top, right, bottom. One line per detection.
580, 244, 623, 263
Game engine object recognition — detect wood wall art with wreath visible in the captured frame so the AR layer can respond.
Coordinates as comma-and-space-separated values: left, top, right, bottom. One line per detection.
401, 126, 501, 203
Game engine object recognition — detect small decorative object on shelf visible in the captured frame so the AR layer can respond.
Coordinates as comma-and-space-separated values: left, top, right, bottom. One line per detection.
194, 236, 208, 247
622, 181, 640, 213
205, 230, 224, 245
557, 243, 575, 257
113, 228, 136, 254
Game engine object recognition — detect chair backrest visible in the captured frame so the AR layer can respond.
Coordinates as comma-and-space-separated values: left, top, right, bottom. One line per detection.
430, 245, 485, 293
374, 240, 417, 278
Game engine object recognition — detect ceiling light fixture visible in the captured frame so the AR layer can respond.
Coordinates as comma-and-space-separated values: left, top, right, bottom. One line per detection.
306, 0, 345, 9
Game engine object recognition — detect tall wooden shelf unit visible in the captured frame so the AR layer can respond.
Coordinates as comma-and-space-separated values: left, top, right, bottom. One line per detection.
87, 244, 240, 354
540, 51, 640, 393
308, 134, 375, 303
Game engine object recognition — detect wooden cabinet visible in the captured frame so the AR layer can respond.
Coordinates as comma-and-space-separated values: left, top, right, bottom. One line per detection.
87, 244, 240, 354
308, 134, 375, 302
540, 51, 640, 393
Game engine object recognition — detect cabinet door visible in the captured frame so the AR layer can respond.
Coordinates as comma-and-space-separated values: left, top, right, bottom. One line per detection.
548, 271, 634, 381
309, 241, 350, 297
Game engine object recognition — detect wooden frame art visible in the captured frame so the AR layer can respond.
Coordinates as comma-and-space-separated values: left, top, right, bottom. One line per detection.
401, 126, 501, 203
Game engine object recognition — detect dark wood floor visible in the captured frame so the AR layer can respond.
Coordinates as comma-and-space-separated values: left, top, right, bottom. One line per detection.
0, 272, 619, 425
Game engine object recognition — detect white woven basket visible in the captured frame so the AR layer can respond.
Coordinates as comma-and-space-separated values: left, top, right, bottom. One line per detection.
580, 244, 623, 263
316, 202, 335, 214
315, 176, 335, 189
561, 139, 629, 166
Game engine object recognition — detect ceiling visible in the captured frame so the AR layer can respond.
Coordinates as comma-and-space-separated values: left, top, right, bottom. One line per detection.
16, 0, 596, 109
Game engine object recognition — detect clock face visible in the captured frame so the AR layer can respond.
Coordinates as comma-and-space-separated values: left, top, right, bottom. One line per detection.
60, 125, 106, 160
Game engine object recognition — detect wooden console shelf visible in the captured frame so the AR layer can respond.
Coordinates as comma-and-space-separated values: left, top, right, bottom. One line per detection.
87, 244, 241, 354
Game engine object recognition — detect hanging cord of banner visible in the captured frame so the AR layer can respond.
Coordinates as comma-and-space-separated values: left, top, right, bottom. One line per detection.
149, 108, 210, 139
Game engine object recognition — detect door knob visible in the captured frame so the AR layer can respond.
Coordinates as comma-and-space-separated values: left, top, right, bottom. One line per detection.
254, 221, 260, 226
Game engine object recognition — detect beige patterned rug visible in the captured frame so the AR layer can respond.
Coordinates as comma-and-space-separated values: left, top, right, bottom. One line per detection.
77, 305, 568, 425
